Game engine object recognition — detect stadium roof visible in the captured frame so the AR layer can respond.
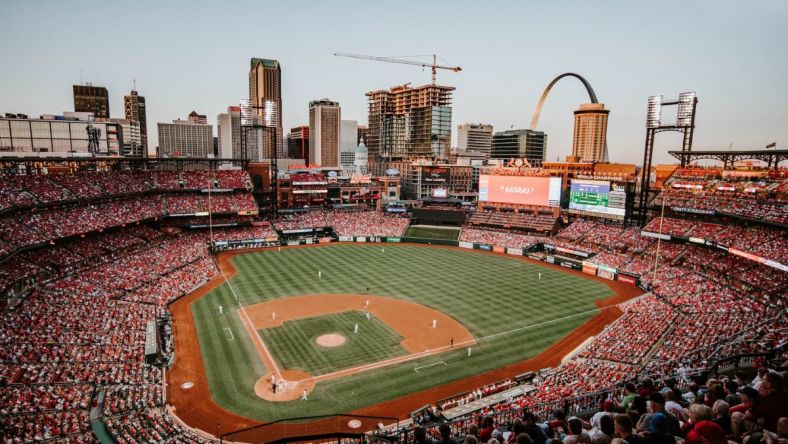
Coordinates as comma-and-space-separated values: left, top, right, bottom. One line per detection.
669, 149, 787, 168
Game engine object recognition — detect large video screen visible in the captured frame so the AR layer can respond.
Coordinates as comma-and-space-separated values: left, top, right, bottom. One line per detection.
478, 175, 562, 207
422, 166, 449, 183
568, 179, 626, 217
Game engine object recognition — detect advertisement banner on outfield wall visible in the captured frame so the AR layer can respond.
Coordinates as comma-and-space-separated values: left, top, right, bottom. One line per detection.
617, 274, 637, 285
479, 244, 492, 251
287, 241, 301, 246
507, 247, 523, 256
582, 261, 598, 275
387, 237, 401, 243
597, 269, 615, 280
546, 256, 555, 264
493, 246, 505, 253
355, 237, 367, 242
319, 237, 332, 243
339, 236, 353, 242
459, 241, 474, 249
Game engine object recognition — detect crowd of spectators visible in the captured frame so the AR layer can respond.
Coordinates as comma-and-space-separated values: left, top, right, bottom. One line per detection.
0, 227, 220, 442
653, 175, 787, 225
467, 211, 558, 234
459, 228, 544, 249
274, 210, 409, 237
0, 170, 258, 259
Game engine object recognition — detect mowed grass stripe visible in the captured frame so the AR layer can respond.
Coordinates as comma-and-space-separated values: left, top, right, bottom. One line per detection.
191, 244, 615, 421
260, 311, 407, 375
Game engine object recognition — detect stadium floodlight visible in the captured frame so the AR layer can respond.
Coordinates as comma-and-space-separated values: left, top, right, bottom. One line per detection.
676, 92, 697, 127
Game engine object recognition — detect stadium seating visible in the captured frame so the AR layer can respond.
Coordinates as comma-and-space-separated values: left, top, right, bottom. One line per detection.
273, 210, 409, 237
1, 166, 786, 442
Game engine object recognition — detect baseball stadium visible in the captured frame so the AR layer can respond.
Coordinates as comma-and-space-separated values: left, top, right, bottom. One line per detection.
0, 152, 785, 443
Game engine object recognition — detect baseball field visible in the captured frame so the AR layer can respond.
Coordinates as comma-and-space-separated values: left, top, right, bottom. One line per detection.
168, 243, 640, 437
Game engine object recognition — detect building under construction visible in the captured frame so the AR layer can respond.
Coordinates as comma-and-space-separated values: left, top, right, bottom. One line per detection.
366, 83, 454, 174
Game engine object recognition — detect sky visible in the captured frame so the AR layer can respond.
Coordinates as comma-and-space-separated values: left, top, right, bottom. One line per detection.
1, 0, 786, 165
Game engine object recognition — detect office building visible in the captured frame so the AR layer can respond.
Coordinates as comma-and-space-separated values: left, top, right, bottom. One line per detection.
309, 99, 340, 168
366, 83, 454, 168
97, 118, 143, 157
287, 126, 309, 163
157, 119, 213, 158
0, 112, 122, 156
457, 123, 493, 156
73, 84, 110, 118
572, 103, 609, 162
123, 90, 147, 154
340, 120, 358, 172
188, 111, 207, 125
217, 106, 261, 160
249, 58, 283, 158
491, 129, 547, 165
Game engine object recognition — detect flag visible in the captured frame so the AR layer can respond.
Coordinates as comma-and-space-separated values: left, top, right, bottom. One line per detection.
765, 142, 776, 149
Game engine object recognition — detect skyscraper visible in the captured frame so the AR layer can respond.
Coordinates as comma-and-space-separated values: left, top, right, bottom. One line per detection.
457, 123, 493, 156
73, 84, 110, 118
340, 120, 358, 172
124, 90, 147, 155
366, 83, 454, 169
309, 99, 340, 168
571, 103, 609, 162
491, 129, 547, 165
249, 58, 283, 159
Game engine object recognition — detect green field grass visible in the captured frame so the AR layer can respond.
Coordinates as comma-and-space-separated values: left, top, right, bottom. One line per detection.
259, 311, 407, 375
404, 225, 460, 240
190, 243, 614, 421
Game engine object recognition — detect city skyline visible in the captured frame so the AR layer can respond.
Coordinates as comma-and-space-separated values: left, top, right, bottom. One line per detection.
1, 0, 786, 165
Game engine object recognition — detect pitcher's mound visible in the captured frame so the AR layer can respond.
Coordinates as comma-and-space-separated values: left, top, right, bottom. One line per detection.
316, 333, 346, 347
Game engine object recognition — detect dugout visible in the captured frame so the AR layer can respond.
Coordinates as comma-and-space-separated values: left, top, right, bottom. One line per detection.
144, 320, 161, 365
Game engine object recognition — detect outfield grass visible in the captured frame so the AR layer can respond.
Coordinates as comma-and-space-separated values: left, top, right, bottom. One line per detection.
191, 244, 614, 421
259, 311, 407, 376
404, 225, 460, 240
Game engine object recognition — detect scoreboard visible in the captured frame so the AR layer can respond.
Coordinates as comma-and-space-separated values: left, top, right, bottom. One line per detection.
568, 179, 627, 218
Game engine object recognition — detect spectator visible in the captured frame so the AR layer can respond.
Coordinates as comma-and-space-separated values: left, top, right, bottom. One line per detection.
590, 415, 615, 444
637, 393, 681, 437
614, 414, 645, 444
564, 418, 592, 444
523, 412, 550, 444
439, 423, 457, 444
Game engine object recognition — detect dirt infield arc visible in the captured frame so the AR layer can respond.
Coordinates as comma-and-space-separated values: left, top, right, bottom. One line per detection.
241, 294, 476, 401
166, 243, 643, 442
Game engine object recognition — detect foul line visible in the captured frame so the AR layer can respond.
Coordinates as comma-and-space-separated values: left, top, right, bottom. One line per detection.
215, 258, 283, 380
299, 305, 609, 384
415, 361, 447, 372
224, 327, 235, 341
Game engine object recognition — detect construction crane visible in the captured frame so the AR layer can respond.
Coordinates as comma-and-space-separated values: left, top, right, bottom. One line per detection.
334, 52, 461, 85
